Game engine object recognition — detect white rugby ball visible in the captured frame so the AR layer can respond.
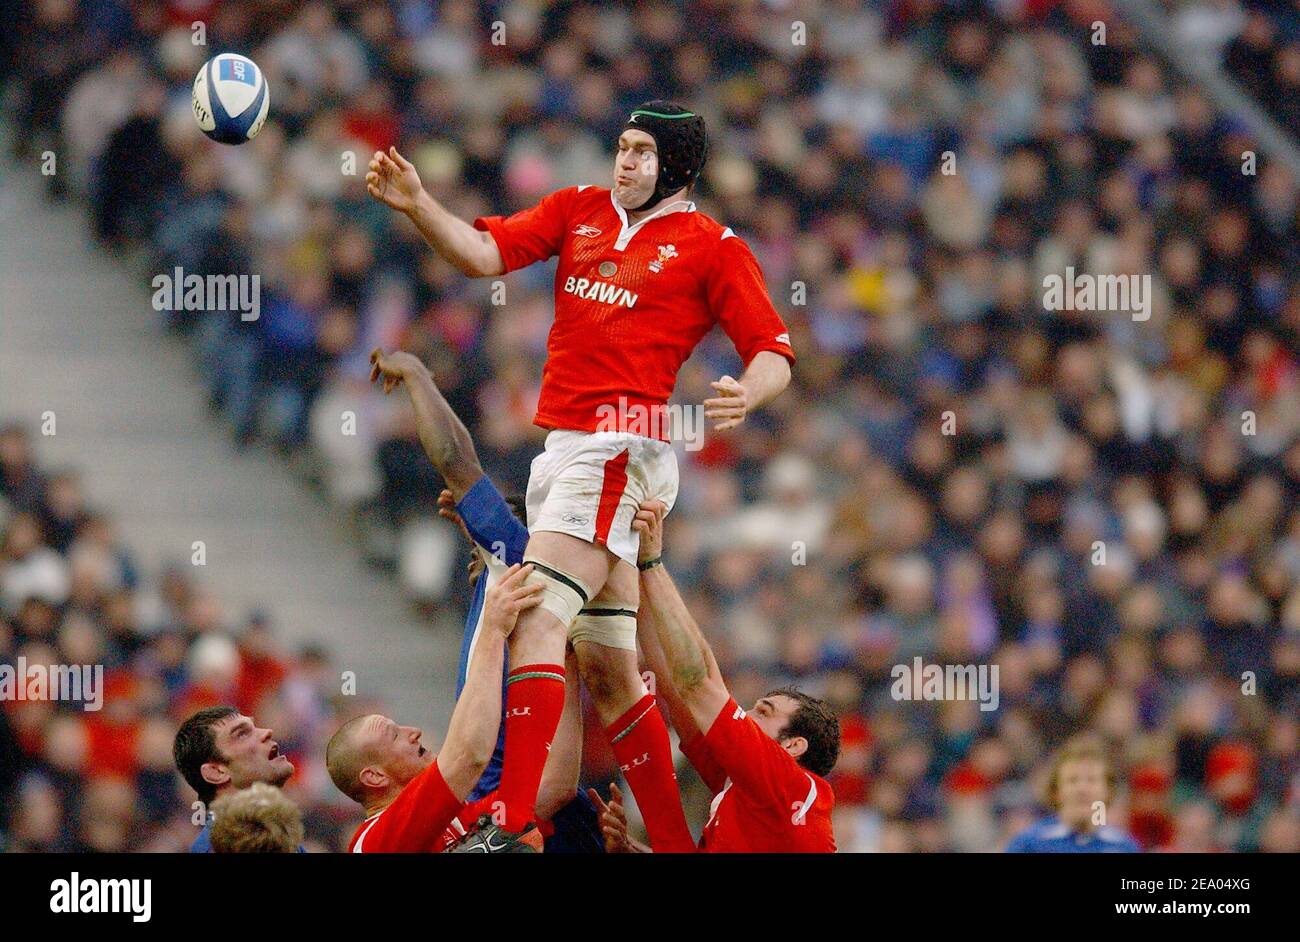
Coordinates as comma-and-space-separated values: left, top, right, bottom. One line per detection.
192, 53, 270, 145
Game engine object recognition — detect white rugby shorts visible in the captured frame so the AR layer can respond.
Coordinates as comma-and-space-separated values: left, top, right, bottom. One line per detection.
525, 429, 679, 568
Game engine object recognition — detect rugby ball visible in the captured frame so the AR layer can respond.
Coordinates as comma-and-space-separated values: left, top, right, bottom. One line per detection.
192, 53, 270, 144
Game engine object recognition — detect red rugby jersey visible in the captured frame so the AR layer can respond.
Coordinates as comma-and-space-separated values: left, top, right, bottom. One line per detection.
474, 187, 794, 435
348, 759, 464, 853
681, 698, 836, 853
347, 760, 501, 854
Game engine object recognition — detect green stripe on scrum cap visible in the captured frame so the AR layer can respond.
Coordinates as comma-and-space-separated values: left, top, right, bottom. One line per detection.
630, 110, 697, 119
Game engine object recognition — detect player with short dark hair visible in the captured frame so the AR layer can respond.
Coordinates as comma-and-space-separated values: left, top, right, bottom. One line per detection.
631, 499, 840, 852
367, 100, 793, 844
173, 705, 296, 853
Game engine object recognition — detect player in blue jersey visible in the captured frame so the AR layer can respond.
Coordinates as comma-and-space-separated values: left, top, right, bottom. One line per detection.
369, 348, 604, 852
1006, 734, 1140, 853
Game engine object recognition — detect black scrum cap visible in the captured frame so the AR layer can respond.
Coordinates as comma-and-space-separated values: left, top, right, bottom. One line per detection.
622, 101, 708, 211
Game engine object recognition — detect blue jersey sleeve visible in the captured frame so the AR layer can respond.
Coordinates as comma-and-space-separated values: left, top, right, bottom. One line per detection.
455, 476, 529, 565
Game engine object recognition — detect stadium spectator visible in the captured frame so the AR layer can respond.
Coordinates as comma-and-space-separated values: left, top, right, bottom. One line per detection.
2, 0, 1298, 853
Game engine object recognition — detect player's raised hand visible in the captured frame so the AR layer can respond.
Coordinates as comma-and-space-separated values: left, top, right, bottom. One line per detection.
366, 146, 424, 215
631, 499, 668, 564
586, 783, 651, 853
703, 374, 749, 431
436, 489, 473, 543
482, 563, 543, 637
368, 347, 421, 394
438, 488, 488, 582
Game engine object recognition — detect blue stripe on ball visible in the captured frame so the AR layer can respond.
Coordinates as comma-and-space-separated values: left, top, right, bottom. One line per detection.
205, 56, 263, 144
229, 80, 266, 139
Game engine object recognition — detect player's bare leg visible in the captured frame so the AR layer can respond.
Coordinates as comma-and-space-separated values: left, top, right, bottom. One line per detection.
573, 562, 697, 852
496, 530, 617, 832
509, 531, 616, 664
572, 560, 642, 719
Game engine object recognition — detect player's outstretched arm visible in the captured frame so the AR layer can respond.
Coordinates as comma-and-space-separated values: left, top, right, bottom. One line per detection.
369, 348, 484, 501
704, 352, 791, 432
635, 594, 704, 744
438, 564, 543, 798
366, 146, 504, 277
536, 649, 583, 821
632, 501, 730, 733
738, 350, 792, 410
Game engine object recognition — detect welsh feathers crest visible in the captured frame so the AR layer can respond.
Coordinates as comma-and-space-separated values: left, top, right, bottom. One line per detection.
649, 243, 679, 273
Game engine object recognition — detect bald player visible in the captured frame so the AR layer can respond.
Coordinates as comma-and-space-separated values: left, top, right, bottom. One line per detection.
328, 563, 553, 852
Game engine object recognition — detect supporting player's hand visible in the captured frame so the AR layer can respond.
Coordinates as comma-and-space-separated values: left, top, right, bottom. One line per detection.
437, 489, 473, 545
586, 783, 651, 853
436, 489, 486, 582
368, 348, 423, 394
366, 146, 424, 216
482, 563, 543, 637
631, 500, 667, 564
703, 374, 749, 431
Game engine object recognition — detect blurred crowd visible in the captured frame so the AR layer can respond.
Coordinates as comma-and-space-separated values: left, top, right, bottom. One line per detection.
0, 423, 373, 850
4, 0, 1300, 852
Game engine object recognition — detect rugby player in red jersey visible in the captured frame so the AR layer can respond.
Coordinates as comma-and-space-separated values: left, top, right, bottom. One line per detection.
366, 101, 794, 845
631, 499, 840, 853
328, 562, 569, 852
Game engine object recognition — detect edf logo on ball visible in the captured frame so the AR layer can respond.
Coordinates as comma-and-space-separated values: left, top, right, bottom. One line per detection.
219, 58, 257, 85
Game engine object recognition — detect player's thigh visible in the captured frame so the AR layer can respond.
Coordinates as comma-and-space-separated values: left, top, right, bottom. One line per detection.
524, 435, 566, 528
573, 639, 645, 720
590, 558, 637, 608
524, 529, 618, 593
508, 531, 618, 664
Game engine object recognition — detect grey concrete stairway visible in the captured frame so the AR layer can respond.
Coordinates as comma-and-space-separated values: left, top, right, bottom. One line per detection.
0, 160, 459, 733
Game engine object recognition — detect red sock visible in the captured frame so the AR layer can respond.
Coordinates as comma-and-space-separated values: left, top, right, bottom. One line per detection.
497, 663, 566, 832
607, 694, 696, 853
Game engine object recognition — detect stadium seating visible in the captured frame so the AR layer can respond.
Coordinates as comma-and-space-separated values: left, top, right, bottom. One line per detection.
3, 0, 1298, 852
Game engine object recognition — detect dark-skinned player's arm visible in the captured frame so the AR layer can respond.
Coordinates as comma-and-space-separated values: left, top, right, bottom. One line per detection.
366, 147, 505, 277
437, 563, 542, 798
369, 348, 484, 501
631, 501, 730, 733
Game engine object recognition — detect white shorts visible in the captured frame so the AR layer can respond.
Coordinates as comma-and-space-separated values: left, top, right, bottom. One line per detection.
525, 429, 679, 569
